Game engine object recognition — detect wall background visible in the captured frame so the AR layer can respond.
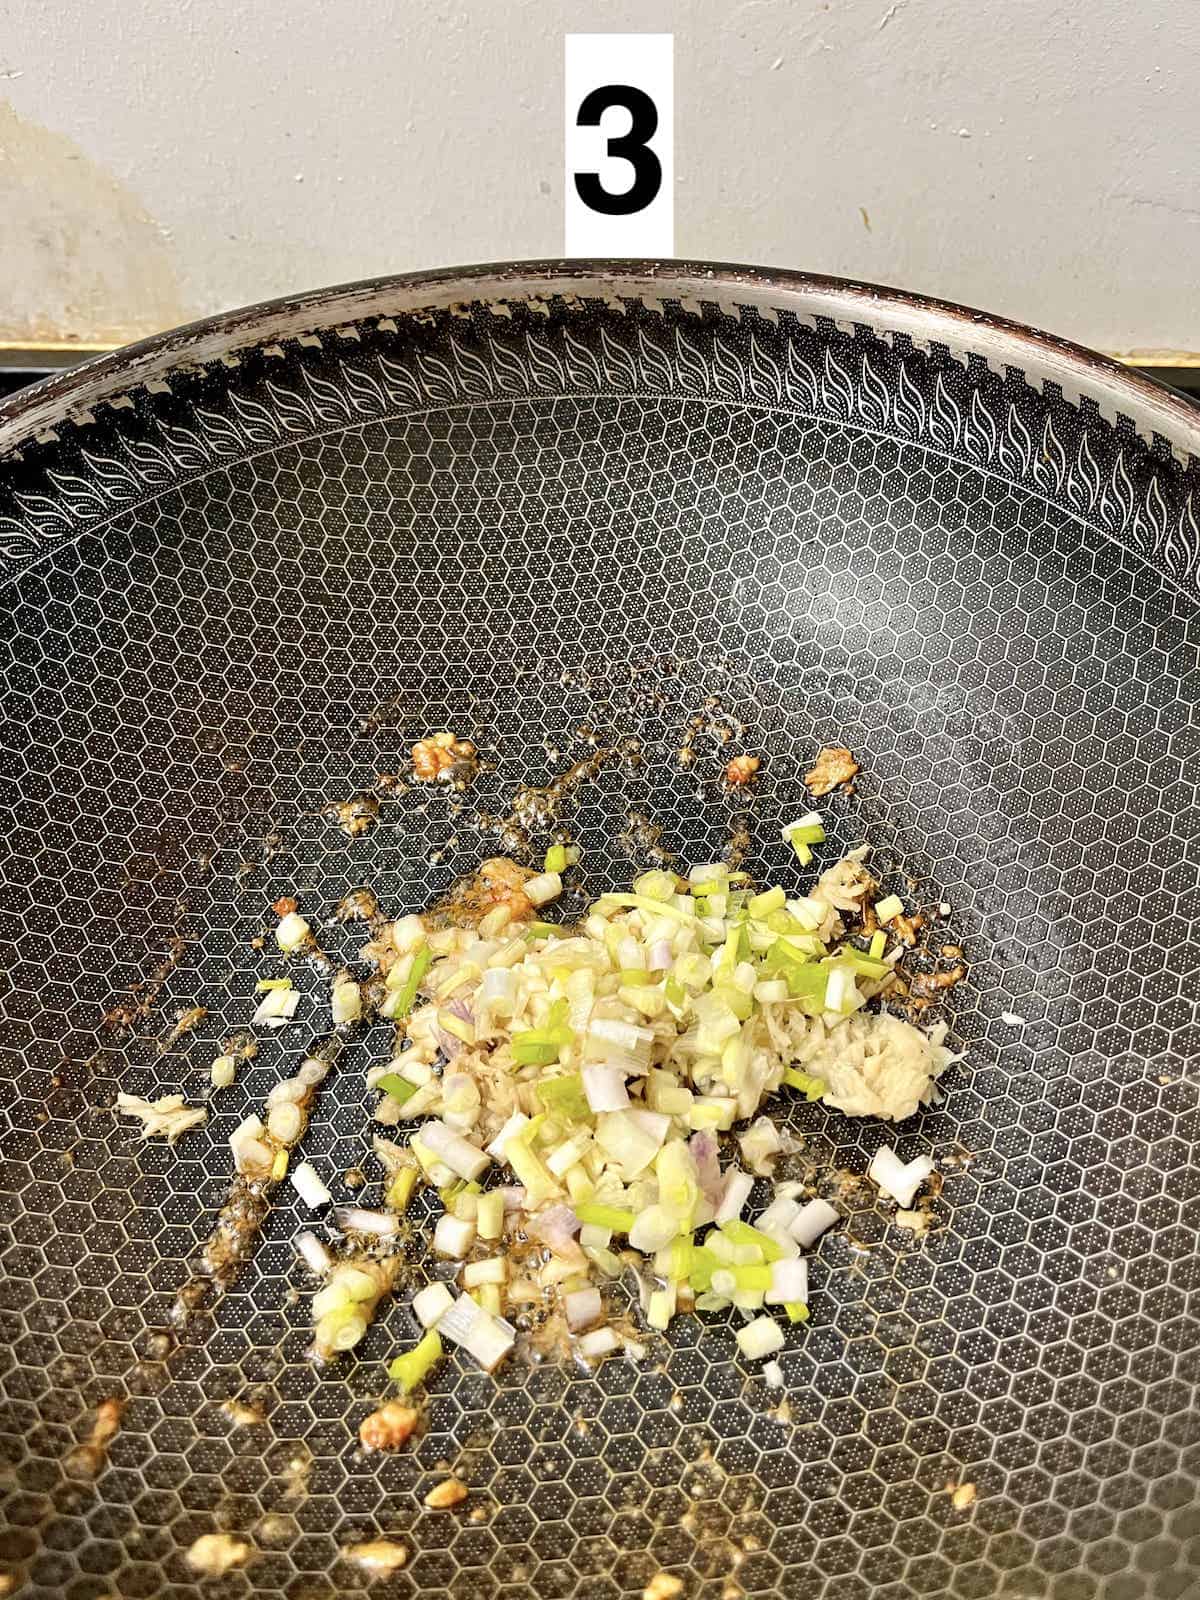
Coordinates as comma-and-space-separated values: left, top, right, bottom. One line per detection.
1, 0, 1197, 355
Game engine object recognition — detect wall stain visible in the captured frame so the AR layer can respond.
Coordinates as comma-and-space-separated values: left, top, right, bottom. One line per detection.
0, 101, 190, 344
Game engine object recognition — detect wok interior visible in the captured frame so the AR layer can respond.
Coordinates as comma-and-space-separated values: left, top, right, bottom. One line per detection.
1, 286, 1198, 1600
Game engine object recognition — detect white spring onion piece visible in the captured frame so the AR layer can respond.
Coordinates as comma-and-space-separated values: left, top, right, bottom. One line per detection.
276, 911, 311, 953
782, 811, 824, 842
412, 1281, 455, 1328
789, 1198, 840, 1248
546, 1131, 593, 1178
210, 1055, 236, 1089
626, 1107, 671, 1143
253, 987, 301, 1026
267, 1101, 305, 1144
298, 1056, 331, 1087
476, 1191, 505, 1240
267, 1077, 307, 1107
391, 914, 426, 953
582, 1064, 630, 1113
738, 1117, 782, 1176
579, 1223, 613, 1252
868, 1147, 935, 1209
629, 1205, 679, 1254
766, 1257, 809, 1306
331, 979, 362, 1025
419, 1119, 490, 1181
824, 966, 860, 1015
757, 1195, 800, 1233
477, 967, 517, 1015
294, 1230, 333, 1276
874, 894, 905, 923
648, 938, 673, 971
334, 1205, 401, 1237
462, 1257, 507, 1287
587, 1017, 655, 1055
230, 1113, 264, 1147
433, 1213, 476, 1258
762, 1359, 785, 1389
736, 1316, 786, 1361
290, 1160, 332, 1210
564, 1287, 603, 1332
716, 1169, 755, 1224
594, 1112, 662, 1178
754, 979, 789, 1005
578, 1326, 621, 1358
486, 1112, 529, 1159
523, 871, 562, 907
436, 1294, 517, 1372
786, 896, 825, 931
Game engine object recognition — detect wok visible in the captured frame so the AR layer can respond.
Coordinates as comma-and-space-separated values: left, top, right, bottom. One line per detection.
1, 262, 1198, 1600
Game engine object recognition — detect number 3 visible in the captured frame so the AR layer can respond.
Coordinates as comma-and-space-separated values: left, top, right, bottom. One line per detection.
573, 84, 662, 216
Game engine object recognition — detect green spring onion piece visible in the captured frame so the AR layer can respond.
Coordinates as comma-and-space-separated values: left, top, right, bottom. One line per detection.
688, 1246, 721, 1292
690, 878, 724, 897
256, 976, 293, 992
784, 1301, 811, 1323
544, 843, 569, 874
391, 942, 434, 1019
869, 930, 887, 959
874, 893, 905, 923
785, 964, 829, 1008
386, 1167, 419, 1211
748, 886, 786, 919
664, 977, 687, 1009
787, 823, 826, 845
535, 1074, 591, 1120
574, 1201, 636, 1232
525, 921, 566, 941
838, 946, 891, 979
720, 1220, 786, 1262
388, 1328, 444, 1393
376, 1072, 419, 1104
733, 1263, 772, 1291
791, 839, 814, 865
599, 893, 696, 924
511, 1037, 561, 1067
765, 908, 805, 935
668, 1237, 694, 1282
618, 969, 654, 987
782, 1068, 827, 1101
713, 984, 754, 1022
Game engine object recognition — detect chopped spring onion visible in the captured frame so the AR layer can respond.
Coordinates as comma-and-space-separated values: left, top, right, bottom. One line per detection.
438, 1008, 475, 1044
276, 910, 312, 952
436, 1294, 517, 1372
210, 1055, 236, 1089
748, 886, 786, 919
784, 1301, 810, 1323
433, 1213, 477, 1258
486, 1111, 530, 1158
294, 1230, 333, 1276
720, 1219, 786, 1262
476, 1190, 505, 1240
868, 1146, 935, 1209
782, 1068, 827, 1101
736, 1316, 786, 1361
789, 1198, 840, 1248
386, 1167, 419, 1212
524, 871, 563, 908
462, 1256, 508, 1288
575, 1201, 636, 1233
503, 1122, 559, 1208
874, 894, 905, 923
376, 1072, 419, 1106
291, 1161, 332, 1210
332, 980, 363, 1025
577, 1326, 620, 1358
420, 1120, 490, 1181
525, 921, 567, 941
869, 930, 887, 960
334, 1205, 401, 1237
544, 844, 569, 874
390, 943, 434, 1018
252, 986, 300, 1026
564, 1287, 603, 1331
582, 1063, 630, 1114
766, 1257, 809, 1305
388, 1328, 444, 1393
256, 976, 293, 992
412, 1281, 455, 1329
536, 1074, 591, 1120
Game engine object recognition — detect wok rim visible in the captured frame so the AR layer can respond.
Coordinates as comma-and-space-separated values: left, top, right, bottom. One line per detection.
2, 258, 1199, 462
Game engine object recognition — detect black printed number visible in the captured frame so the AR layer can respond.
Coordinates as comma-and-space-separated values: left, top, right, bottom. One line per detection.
573, 84, 662, 216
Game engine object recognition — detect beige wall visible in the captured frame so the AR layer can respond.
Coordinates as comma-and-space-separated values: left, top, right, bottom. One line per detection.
1, 0, 1197, 354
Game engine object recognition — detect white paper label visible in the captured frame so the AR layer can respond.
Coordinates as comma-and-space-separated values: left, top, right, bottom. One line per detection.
564, 33, 674, 258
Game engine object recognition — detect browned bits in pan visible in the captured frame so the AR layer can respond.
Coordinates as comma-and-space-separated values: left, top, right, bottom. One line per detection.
803, 745, 860, 796
358, 1400, 420, 1452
